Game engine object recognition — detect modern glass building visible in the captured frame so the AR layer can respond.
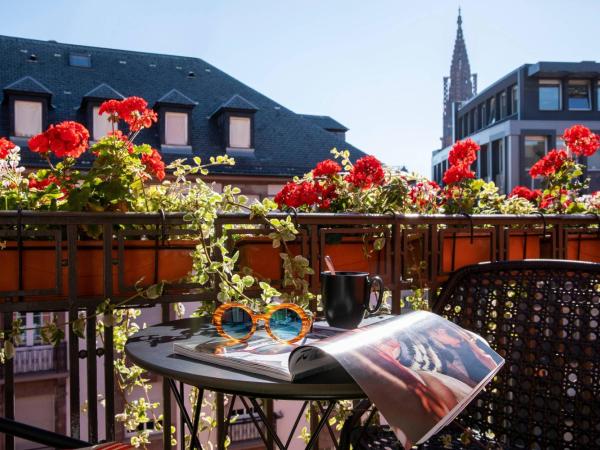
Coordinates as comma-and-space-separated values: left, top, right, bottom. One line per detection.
432, 61, 600, 192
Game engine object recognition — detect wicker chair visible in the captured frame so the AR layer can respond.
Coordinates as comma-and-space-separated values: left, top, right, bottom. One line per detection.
340, 260, 600, 449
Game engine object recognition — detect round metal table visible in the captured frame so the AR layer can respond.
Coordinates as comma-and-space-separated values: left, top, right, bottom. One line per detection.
125, 317, 364, 450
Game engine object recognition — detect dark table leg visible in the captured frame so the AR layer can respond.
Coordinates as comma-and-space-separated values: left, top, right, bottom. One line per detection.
167, 379, 203, 450
165, 379, 345, 450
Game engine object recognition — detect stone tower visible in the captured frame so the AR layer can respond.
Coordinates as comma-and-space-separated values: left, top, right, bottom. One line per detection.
442, 8, 477, 148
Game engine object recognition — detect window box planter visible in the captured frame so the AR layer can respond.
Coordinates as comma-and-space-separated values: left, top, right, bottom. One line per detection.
0, 239, 195, 299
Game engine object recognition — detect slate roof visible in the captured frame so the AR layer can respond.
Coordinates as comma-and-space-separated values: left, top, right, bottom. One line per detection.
299, 114, 348, 132
83, 83, 124, 100
0, 35, 367, 176
156, 88, 197, 106
4, 75, 52, 95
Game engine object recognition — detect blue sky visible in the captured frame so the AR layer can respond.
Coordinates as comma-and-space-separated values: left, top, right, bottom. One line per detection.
3, 0, 600, 176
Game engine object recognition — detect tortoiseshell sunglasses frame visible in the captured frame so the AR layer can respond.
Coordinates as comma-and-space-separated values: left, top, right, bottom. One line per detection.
212, 303, 313, 344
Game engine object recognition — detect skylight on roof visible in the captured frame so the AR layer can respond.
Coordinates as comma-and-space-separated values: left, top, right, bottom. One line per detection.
69, 53, 91, 68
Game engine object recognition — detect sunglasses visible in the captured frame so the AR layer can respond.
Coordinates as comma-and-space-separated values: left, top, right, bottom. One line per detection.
213, 303, 313, 344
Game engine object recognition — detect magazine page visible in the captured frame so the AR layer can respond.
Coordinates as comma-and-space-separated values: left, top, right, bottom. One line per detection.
297, 311, 504, 449
173, 326, 338, 381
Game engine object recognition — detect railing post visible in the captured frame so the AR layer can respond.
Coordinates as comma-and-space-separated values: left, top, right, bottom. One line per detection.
103, 223, 116, 442
67, 224, 81, 441
3, 312, 15, 450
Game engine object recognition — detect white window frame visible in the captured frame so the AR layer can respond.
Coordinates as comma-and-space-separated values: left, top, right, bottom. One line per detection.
15, 312, 45, 346
229, 116, 252, 149
538, 79, 562, 111
14, 100, 43, 137
164, 112, 188, 146
567, 79, 591, 111
92, 106, 115, 141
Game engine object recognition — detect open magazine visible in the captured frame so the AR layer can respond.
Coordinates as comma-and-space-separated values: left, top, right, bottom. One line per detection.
174, 311, 504, 448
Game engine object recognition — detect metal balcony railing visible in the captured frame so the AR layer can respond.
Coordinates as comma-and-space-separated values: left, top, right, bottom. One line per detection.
0, 211, 599, 450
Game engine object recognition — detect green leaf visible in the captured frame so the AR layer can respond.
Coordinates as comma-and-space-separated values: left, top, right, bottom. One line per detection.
73, 316, 86, 339
3, 340, 15, 360
145, 281, 165, 300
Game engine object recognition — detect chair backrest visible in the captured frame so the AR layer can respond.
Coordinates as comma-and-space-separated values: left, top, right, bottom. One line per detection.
432, 260, 600, 449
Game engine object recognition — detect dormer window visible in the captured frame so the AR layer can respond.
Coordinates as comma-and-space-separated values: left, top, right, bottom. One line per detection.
210, 95, 258, 154
165, 112, 188, 146
92, 106, 115, 141
154, 89, 197, 154
81, 83, 124, 142
14, 100, 43, 137
229, 116, 251, 148
4, 76, 52, 142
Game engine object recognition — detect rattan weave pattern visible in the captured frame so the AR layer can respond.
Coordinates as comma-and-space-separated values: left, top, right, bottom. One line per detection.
343, 260, 600, 449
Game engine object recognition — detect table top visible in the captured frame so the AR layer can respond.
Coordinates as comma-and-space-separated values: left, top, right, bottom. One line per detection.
125, 317, 365, 400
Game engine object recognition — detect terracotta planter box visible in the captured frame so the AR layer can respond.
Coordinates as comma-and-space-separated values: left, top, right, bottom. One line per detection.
567, 234, 600, 263
236, 236, 385, 282
0, 240, 195, 298
507, 233, 542, 260
441, 232, 493, 273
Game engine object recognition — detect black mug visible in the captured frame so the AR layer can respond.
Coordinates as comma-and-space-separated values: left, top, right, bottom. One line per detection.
320, 271, 384, 329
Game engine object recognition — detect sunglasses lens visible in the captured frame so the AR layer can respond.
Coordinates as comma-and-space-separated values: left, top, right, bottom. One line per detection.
269, 308, 303, 341
221, 307, 253, 339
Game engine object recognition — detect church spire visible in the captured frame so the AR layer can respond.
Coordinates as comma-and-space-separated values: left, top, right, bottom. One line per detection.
442, 8, 477, 148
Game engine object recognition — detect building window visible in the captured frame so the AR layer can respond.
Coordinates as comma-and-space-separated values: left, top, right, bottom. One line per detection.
538, 80, 561, 111
511, 85, 518, 115
481, 103, 487, 128
69, 53, 91, 68
165, 112, 188, 146
523, 136, 548, 188
92, 106, 115, 141
597, 82, 600, 111
229, 117, 251, 148
567, 80, 591, 110
491, 139, 504, 188
15, 312, 45, 346
14, 100, 43, 137
500, 91, 507, 118
488, 97, 496, 125
479, 144, 489, 179
588, 150, 600, 171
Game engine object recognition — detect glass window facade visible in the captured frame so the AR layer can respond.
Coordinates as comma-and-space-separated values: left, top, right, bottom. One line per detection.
539, 80, 561, 111
511, 85, 519, 115
488, 98, 496, 124
500, 91, 507, 118
567, 80, 591, 110
523, 136, 548, 188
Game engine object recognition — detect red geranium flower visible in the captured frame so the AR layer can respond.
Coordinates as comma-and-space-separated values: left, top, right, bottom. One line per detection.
315, 182, 338, 209
529, 149, 568, 178
345, 155, 385, 189
98, 97, 158, 132
98, 99, 122, 119
442, 164, 475, 184
562, 124, 600, 157
508, 186, 541, 202
141, 148, 166, 181
312, 159, 341, 178
448, 139, 480, 167
274, 181, 319, 209
28, 175, 56, 191
28, 121, 89, 158
0, 137, 16, 159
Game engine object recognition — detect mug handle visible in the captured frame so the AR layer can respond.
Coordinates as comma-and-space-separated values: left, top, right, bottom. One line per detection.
366, 275, 384, 314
